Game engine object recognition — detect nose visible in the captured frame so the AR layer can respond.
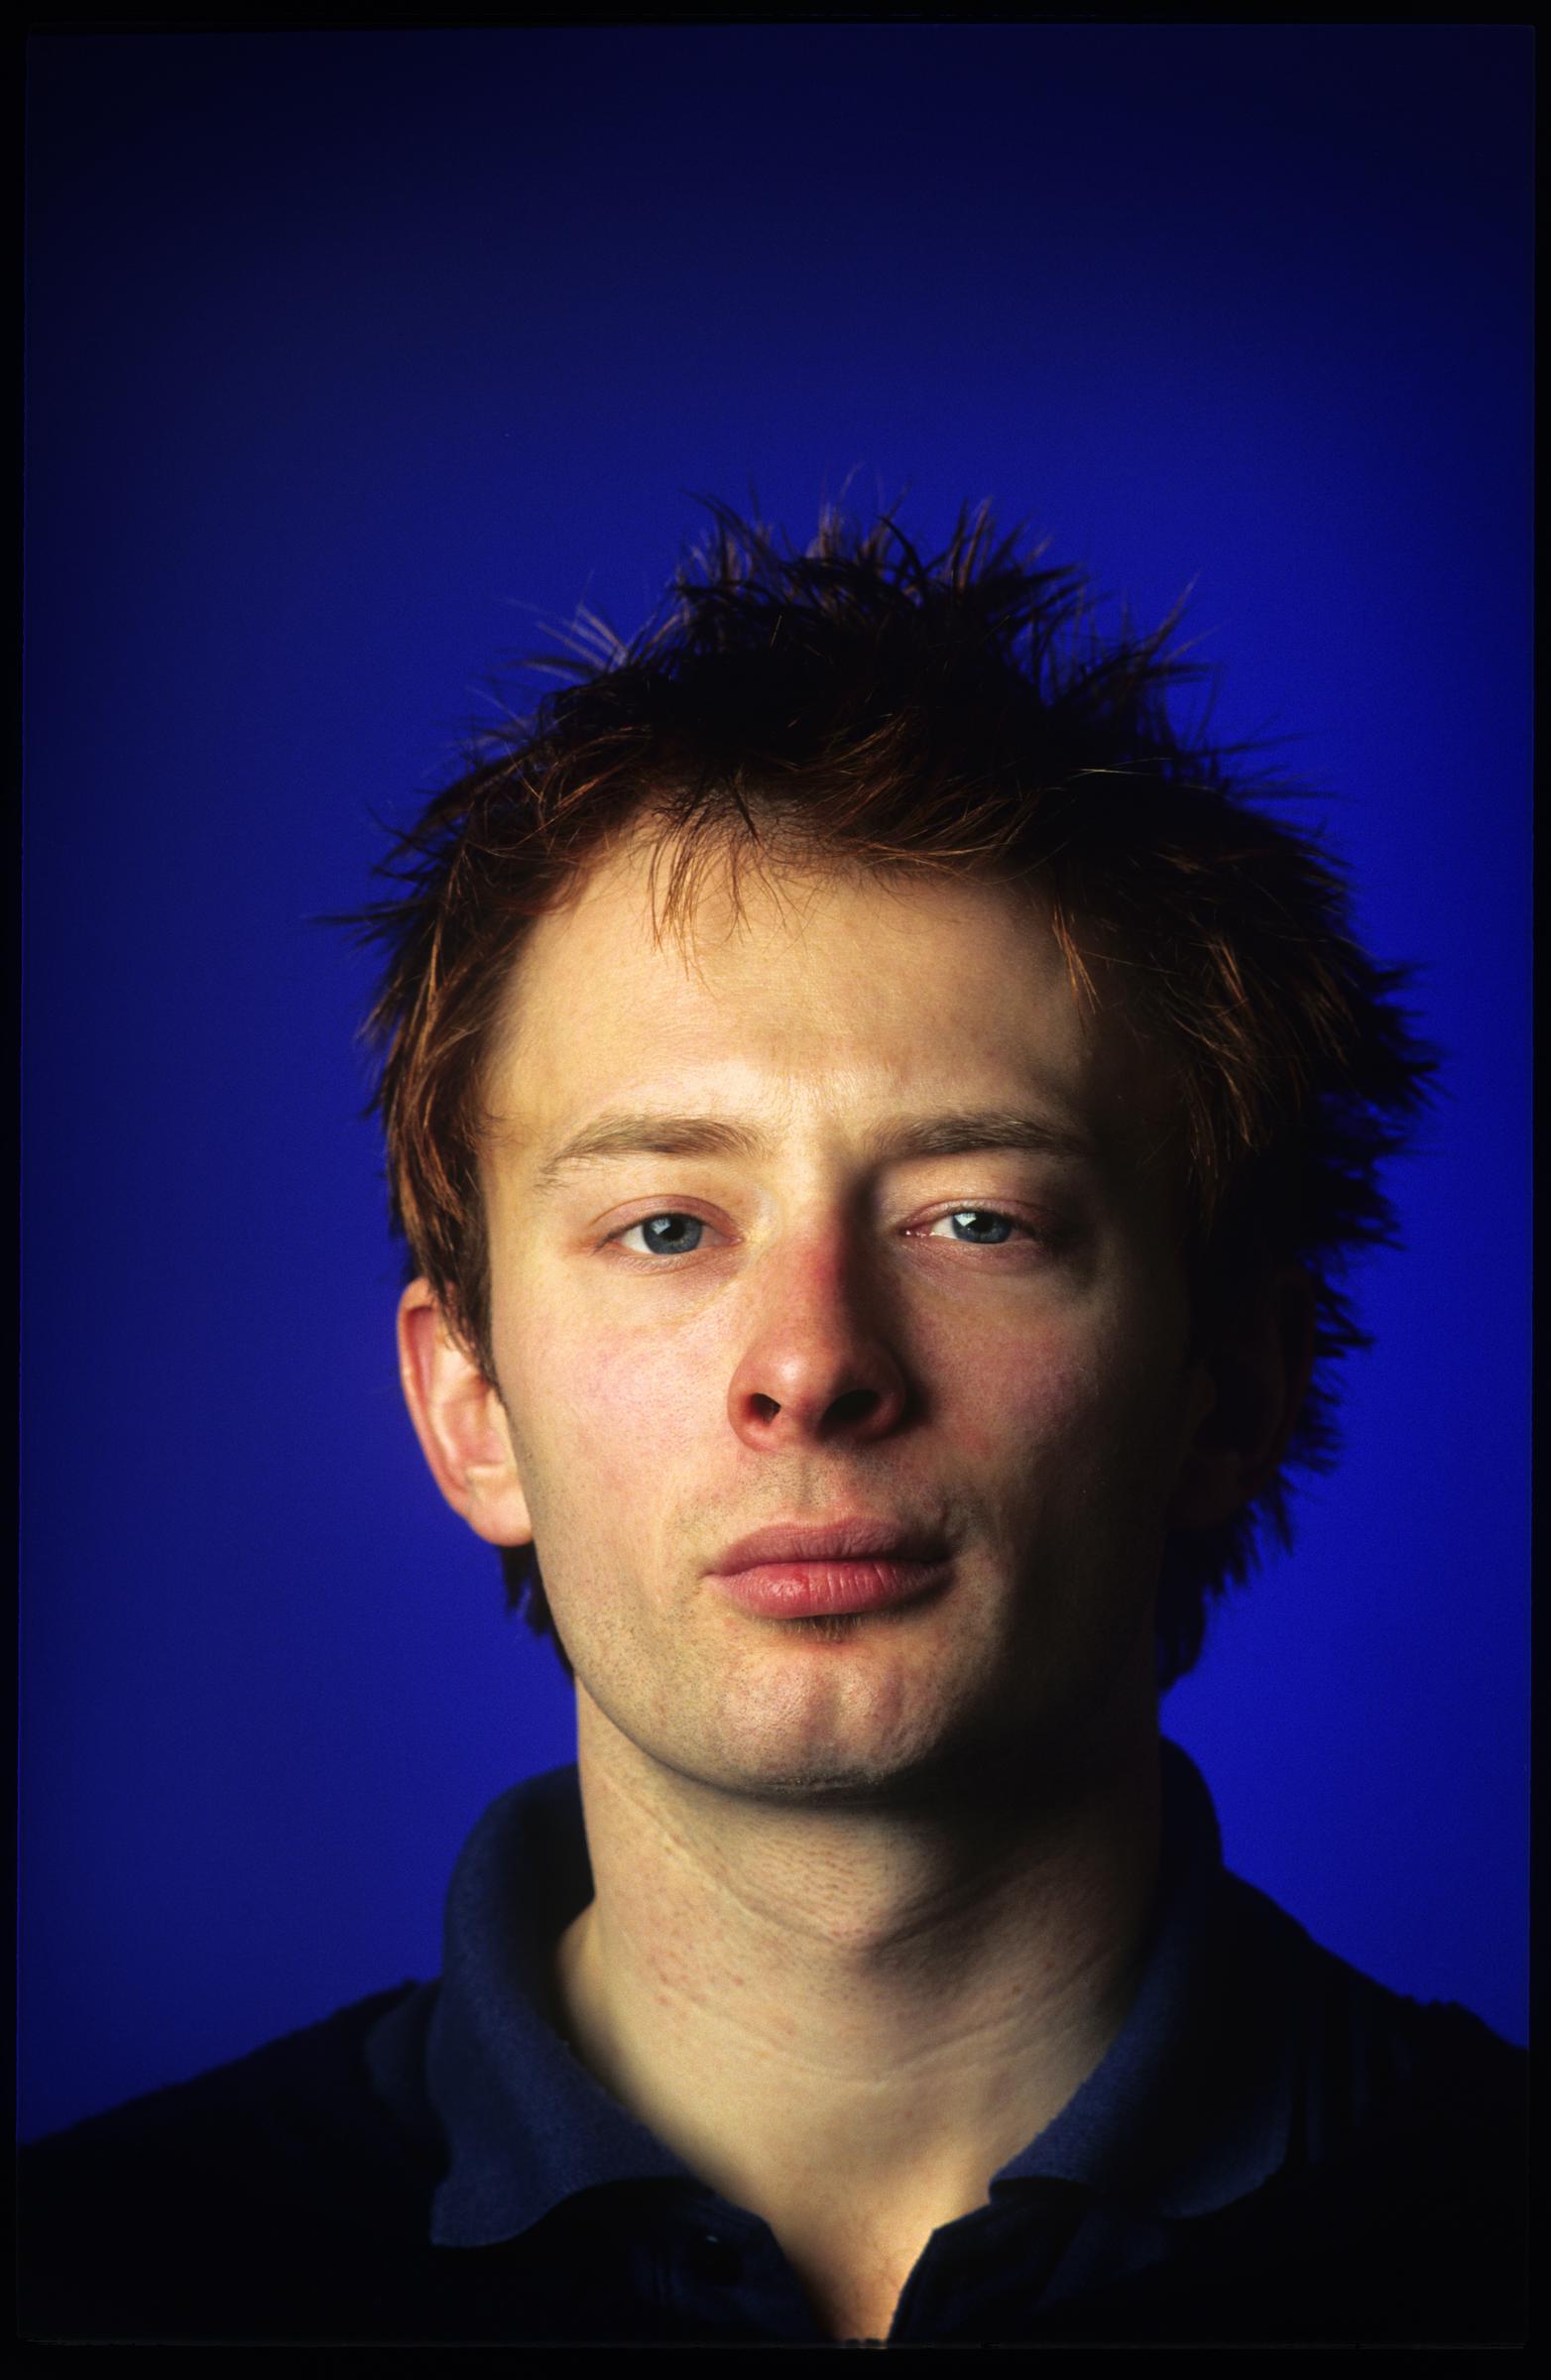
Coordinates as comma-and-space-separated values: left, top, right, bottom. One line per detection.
726, 1224, 912, 1451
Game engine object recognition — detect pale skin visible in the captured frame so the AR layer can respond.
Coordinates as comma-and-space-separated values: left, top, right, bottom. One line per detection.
399, 829, 1313, 2342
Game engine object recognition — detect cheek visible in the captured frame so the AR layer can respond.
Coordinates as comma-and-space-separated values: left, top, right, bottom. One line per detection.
940, 1308, 1184, 1497
938, 1306, 1094, 1432
946, 1358, 1074, 1480
495, 1305, 711, 1530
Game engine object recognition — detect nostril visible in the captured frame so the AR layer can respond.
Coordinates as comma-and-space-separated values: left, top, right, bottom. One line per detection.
731, 1360, 910, 1447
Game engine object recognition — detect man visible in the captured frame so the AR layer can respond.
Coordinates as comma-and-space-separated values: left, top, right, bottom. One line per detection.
19, 506, 1525, 2344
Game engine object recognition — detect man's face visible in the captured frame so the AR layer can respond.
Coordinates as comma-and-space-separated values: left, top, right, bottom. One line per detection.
477, 833, 1213, 1805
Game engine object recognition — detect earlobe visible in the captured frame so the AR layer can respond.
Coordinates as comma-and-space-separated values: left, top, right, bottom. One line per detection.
396, 1280, 535, 1550
1167, 1268, 1316, 1532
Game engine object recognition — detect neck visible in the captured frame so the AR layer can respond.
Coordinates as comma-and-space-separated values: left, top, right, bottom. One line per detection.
553, 1695, 1163, 2337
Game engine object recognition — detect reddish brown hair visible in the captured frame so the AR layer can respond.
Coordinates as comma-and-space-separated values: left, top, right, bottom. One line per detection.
347, 502, 1435, 1689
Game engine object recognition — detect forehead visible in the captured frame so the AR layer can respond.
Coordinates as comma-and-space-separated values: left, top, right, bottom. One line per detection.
484, 830, 1161, 1162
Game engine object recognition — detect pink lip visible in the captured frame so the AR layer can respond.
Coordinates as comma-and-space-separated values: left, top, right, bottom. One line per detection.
707, 1519, 951, 1620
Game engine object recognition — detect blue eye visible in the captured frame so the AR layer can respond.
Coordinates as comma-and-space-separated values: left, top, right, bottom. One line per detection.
620, 1213, 706, 1255
933, 1210, 1017, 1245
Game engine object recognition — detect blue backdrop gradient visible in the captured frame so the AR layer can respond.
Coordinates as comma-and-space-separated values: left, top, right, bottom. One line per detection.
21, 26, 1530, 2140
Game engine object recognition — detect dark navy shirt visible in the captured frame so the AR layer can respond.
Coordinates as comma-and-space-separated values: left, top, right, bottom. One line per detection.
18, 1741, 1527, 2344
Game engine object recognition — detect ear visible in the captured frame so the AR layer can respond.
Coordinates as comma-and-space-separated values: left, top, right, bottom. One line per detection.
397, 1279, 534, 1550
1167, 1267, 1317, 1532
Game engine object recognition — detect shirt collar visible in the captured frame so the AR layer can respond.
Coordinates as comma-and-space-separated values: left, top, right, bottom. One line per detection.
366, 1739, 1295, 2249
994, 1740, 1296, 2216
413, 1764, 692, 2245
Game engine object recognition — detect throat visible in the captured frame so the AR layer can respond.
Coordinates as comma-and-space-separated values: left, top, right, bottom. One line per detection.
788, 2229, 920, 2345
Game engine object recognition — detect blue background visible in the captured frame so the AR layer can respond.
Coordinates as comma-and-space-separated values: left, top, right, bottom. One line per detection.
21, 26, 1530, 2140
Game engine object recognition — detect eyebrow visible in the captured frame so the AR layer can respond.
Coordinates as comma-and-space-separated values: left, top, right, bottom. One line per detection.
529, 1108, 1096, 1195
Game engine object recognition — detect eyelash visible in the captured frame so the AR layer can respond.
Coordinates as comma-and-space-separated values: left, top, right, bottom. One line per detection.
608, 1208, 1045, 1259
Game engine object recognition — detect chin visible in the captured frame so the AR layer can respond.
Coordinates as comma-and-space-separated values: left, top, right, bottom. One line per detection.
697, 1678, 1023, 1811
